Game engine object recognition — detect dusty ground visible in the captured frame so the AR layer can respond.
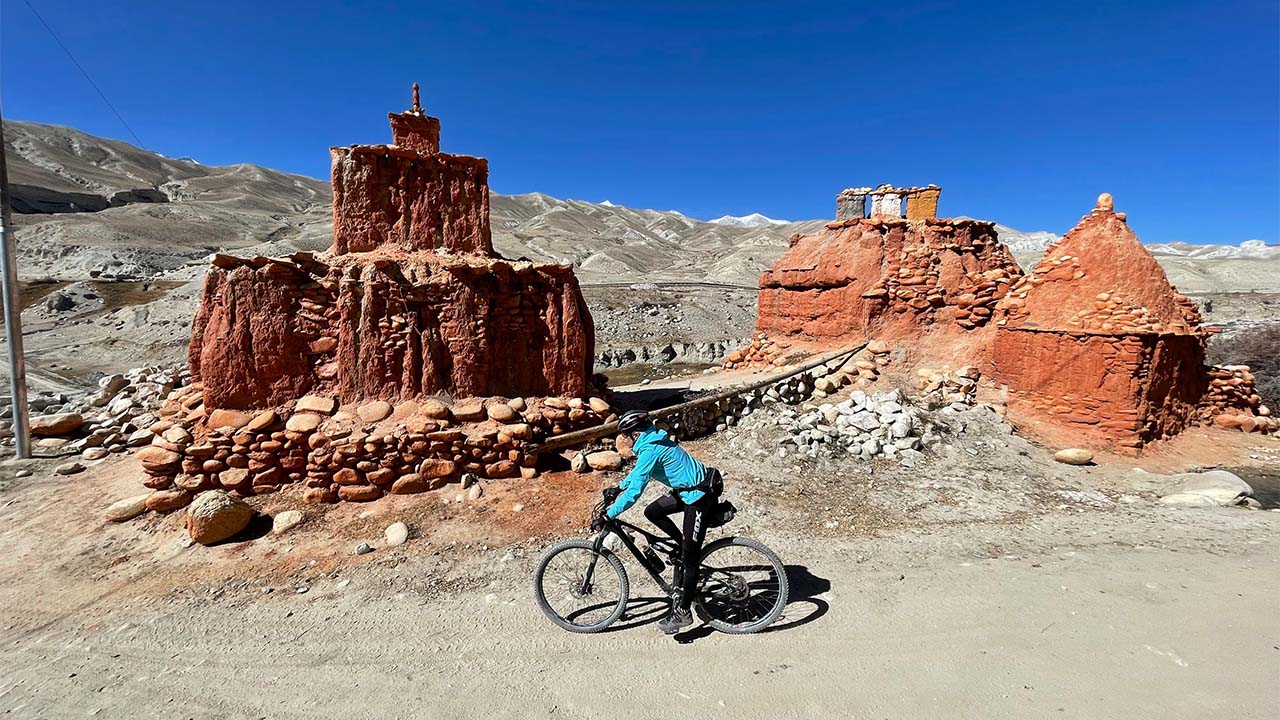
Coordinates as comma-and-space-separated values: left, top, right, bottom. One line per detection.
0, 412, 1277, 719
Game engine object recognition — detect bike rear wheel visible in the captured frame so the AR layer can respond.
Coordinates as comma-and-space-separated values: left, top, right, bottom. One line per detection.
694, 536, 788, 634
533, 539, 630, 633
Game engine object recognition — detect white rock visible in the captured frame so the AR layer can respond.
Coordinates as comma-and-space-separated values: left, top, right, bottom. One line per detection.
272, 510, 303, 534
105, 494, 150, 522
384, 521, 410, 546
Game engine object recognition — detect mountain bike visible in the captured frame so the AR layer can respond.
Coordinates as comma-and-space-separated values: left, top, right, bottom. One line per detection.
533, 490, 789, 634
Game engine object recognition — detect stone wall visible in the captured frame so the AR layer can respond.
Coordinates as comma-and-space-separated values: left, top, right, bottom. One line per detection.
138, 388, 614, 510
992, 329, 1206, 448
1201, 365, 1276, 432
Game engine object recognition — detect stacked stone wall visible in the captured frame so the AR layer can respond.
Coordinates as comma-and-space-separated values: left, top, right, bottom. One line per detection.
138, 387, 614, 511
992, 329, 1206, 448
1200, 365, 1277, 432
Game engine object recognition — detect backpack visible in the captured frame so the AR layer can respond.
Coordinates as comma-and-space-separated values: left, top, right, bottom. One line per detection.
695, 467, 737, 527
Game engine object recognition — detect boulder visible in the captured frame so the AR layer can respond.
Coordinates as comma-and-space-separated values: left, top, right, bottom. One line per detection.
206, 408, 254, 430
217, 467, 250, 489
296, 395, 338, 415
338, 484, 383, 502
244, 410, 279, 432
487, 403, 517, 423
586, 451, 624, 471
485, 460, 519, 478
421, 399, 451, 419
1054, 448, 1094, 466
55, 461, 86, 476
588, 397, 610, 414
187, 490, 256, 545
390, 473, 429, 494
451, 400, 486, 422
31, 412, 85, 437
137, 446, 181, 472
145, 489, 194, 513
105, 494, 151, 522
356, 400, 393, 423
1157, 470, 1253, 507
571, 453, 590, 473
285, 413, 323, 433
419, 458, 457, 479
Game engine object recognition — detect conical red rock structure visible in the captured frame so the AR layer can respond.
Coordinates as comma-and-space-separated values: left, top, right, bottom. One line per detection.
991, 194, 1208, 450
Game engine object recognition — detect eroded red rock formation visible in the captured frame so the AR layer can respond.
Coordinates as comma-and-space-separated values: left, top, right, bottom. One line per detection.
991, 194, 1274, 450
192, 91, 593, 409
139, 87, 598, 509
728, 213, 1022, 368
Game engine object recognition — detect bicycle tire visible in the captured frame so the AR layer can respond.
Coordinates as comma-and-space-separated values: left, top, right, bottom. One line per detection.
693, 536, 788, 634
533, 539, 630, 633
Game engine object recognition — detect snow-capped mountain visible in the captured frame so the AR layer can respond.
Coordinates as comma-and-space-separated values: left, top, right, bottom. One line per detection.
1145, 239, 1278, 260
708, 212, 791, 228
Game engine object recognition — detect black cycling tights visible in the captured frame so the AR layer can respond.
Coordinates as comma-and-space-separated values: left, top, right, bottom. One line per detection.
644, 493, 715, 610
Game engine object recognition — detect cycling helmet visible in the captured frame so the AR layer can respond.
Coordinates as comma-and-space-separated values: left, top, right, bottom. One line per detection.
617, 410, 652, 433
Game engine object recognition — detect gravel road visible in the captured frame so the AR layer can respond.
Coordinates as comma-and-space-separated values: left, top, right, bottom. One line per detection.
1, 447, 1277, 719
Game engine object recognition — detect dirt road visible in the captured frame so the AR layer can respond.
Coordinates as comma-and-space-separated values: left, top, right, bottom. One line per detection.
1, 450, 1277, 719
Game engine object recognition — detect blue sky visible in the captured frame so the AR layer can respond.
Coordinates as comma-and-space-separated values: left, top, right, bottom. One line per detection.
3, 0, 1277, 243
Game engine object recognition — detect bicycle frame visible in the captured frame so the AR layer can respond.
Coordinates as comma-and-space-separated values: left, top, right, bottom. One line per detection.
580, 517, 679, 596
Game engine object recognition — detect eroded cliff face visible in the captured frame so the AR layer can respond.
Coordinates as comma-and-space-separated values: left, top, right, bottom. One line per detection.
190, 253, 593, 409
749, 217, 1022, 359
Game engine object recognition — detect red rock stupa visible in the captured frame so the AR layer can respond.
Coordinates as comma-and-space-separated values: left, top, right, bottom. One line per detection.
991, 193, 1211, 449
727, 186, 1024, 368
190, 85, 594, 409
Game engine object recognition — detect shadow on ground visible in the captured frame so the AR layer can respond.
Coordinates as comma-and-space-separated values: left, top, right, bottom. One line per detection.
673, 564, 830, 644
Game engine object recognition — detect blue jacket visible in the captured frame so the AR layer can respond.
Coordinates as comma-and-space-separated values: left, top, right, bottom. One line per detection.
605, 427, 708, 518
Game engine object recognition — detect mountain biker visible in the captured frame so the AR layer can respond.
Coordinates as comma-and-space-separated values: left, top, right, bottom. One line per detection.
598, 410, 722, 635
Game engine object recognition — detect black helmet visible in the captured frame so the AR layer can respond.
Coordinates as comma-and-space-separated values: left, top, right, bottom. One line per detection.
617, 410, 652, 433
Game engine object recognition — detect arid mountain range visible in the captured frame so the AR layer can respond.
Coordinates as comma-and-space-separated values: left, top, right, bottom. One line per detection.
7, 120, 1278, 292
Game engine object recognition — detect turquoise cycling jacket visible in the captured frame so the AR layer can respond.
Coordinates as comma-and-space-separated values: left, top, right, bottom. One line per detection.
605, 426, 708, 518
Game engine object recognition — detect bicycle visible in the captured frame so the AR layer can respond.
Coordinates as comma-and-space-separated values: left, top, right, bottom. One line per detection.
533, 490, 789, 634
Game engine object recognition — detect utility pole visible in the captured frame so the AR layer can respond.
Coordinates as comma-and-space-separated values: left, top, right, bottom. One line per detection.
0, 105, 31, 459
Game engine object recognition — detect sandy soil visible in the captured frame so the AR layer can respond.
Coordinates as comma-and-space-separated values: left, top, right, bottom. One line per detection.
1, 420, 1277, 719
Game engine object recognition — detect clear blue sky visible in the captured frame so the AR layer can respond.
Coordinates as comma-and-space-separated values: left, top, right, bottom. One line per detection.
3, 0, 1277, 242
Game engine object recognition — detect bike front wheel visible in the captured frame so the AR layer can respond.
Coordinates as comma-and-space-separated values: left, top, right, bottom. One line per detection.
533, 539, 630, 633
694, 536, 788, 634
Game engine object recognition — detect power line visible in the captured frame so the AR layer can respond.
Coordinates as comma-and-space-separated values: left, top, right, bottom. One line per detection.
20, 0, 145, 147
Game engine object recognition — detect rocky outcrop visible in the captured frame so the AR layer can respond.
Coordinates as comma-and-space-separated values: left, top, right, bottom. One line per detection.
191, 252, 593, 408
746, 215, 1022, 365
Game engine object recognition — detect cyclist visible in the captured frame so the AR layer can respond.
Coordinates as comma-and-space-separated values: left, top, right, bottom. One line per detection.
598, 410, 722, 634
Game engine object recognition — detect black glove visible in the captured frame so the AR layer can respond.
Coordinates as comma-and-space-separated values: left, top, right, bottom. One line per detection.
603, 487, 622, 502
